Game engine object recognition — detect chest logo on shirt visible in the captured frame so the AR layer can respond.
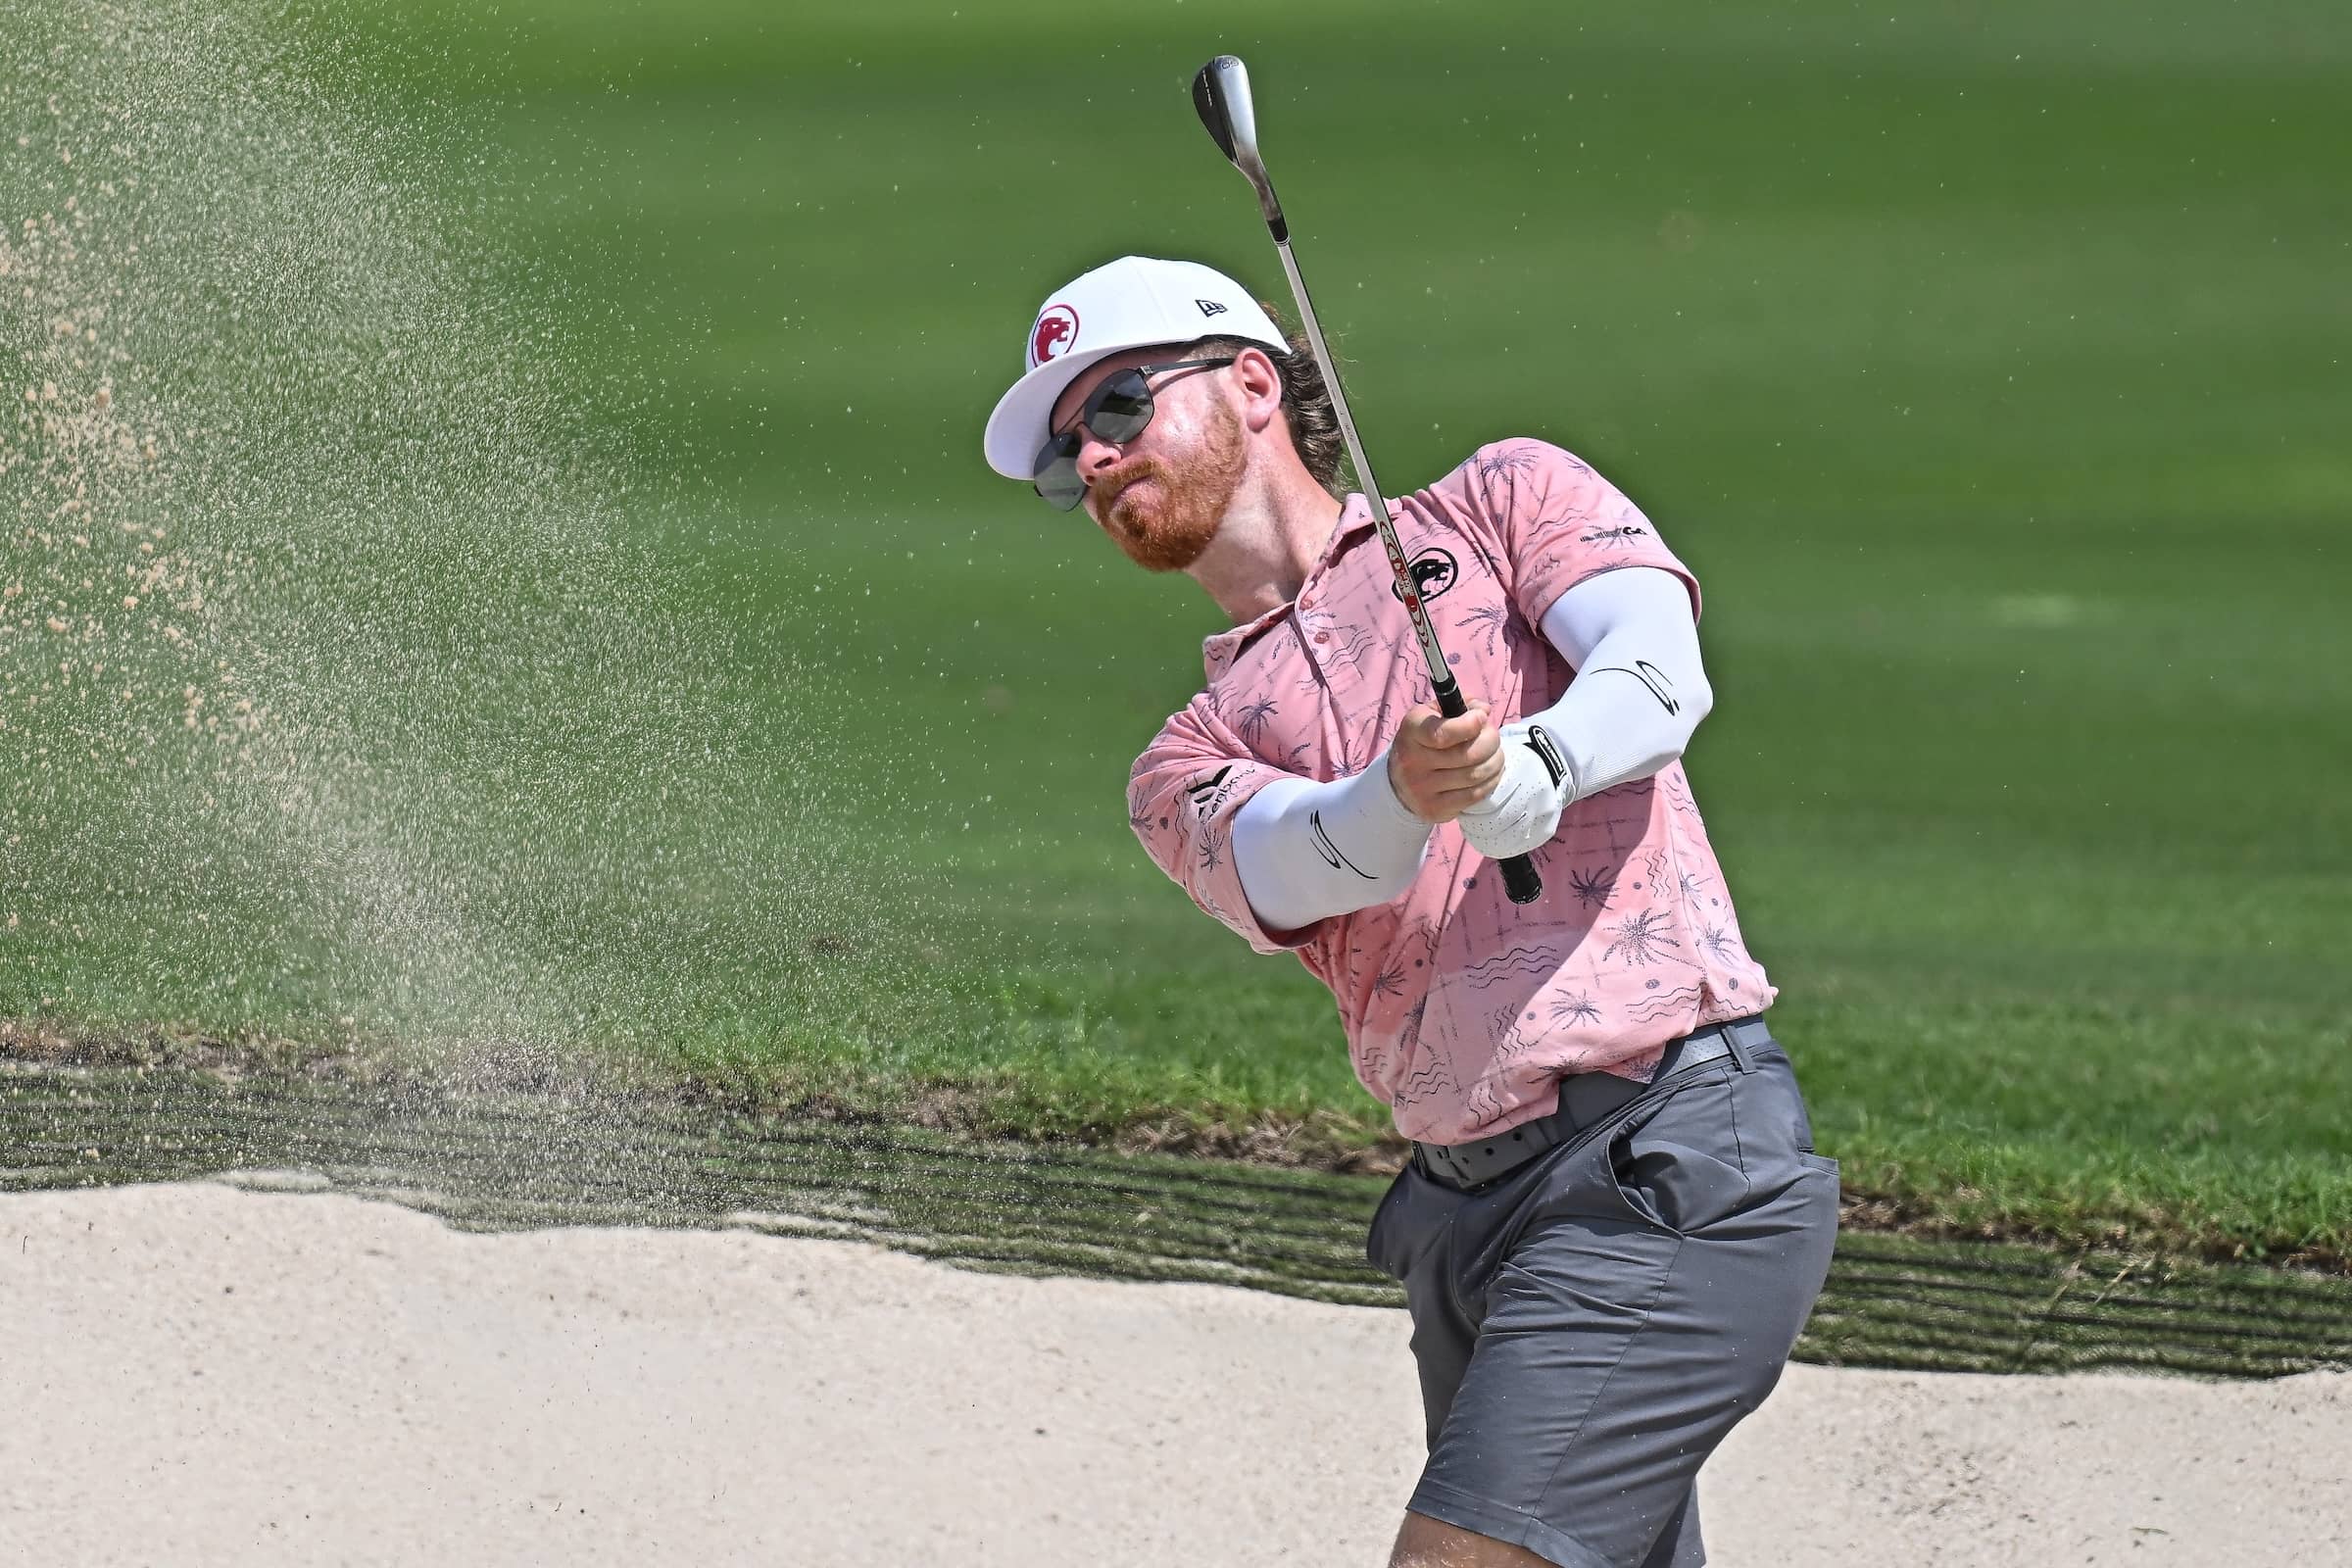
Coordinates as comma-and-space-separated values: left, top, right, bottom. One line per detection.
1391, 547, 1459, 605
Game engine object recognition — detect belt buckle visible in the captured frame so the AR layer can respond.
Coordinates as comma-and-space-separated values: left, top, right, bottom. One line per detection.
1414, 1139, 1473, 1189
1436, 1143, 1472, 1186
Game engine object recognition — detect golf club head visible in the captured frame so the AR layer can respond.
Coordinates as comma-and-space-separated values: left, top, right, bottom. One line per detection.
1192, 55, 1284, 237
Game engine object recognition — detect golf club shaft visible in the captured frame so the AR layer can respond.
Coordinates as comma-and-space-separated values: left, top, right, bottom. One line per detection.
1192, 55, 1540, 905
1266, 238, 1458, 708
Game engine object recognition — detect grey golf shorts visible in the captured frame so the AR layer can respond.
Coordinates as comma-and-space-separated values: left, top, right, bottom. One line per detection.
1366, 1028, 1839, 1568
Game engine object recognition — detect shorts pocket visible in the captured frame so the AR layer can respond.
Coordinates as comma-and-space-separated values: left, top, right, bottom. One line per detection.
1366, 1166, 1451, 1281
1605, 1070, 1750, 1237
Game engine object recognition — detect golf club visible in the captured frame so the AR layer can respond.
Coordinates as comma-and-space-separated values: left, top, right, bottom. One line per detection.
1192, 54, 1543, 906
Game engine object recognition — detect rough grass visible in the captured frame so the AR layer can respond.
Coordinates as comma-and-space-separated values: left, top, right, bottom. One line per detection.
9, 1017, 2344, 1274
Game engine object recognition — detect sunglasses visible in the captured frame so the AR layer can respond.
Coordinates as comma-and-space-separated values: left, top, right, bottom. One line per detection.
1032, 357, 1237, 512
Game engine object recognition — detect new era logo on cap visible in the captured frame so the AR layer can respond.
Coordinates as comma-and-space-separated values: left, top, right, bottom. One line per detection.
1197, 299, 1227, 317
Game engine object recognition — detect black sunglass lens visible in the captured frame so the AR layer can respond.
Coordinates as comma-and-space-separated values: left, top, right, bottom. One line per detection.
1032, 433, 1086, 512
1085, 371, 1152, 443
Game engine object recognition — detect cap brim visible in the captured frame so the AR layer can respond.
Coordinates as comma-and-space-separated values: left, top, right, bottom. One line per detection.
983, 348, 1126, 480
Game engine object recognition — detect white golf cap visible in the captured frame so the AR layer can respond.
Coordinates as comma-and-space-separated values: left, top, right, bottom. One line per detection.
982, 255, 1287, 480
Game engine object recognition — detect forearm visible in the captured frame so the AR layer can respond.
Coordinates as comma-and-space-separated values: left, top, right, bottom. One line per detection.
1531, 569, 1712, 801
1232, 758, 1434, 932
1452, 566, 1713, 861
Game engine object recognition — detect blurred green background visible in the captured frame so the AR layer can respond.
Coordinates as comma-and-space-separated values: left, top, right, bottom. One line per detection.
5, 0, 2346, 1261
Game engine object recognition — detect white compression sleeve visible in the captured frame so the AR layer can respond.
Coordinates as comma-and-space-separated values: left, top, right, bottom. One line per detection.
1531, 566, 1713, 801
1230, 566, 1707, 931
1232, 758, 1434, 934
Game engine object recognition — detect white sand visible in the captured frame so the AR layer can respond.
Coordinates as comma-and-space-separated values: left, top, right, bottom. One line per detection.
1, 1182, 2342, 1566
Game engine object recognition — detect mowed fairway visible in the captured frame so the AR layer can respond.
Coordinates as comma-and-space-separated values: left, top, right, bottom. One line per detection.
6, 1, 2347, 1264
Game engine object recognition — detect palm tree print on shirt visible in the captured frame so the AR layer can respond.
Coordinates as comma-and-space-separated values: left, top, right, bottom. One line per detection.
1567, 864, 1616, 909
1602, 907, 1690, 968
1550, 991, 1602, 1027
1472, 444, 1549, 483
1458, 601, 1529, 660
1234, 697, 1279, 751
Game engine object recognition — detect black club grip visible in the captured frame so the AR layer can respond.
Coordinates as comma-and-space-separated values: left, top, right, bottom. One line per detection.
1431, 678, 1544, 906
1497, 851, 1544, 906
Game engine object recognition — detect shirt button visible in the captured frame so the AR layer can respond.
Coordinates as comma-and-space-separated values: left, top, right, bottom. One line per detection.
1314, 632, 1330, 644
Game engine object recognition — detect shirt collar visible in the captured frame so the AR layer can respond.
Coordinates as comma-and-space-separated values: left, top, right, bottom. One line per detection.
1199, 494, 1379, 680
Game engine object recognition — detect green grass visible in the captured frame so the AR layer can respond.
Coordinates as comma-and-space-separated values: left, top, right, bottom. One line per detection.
3, 0, 2348, 1268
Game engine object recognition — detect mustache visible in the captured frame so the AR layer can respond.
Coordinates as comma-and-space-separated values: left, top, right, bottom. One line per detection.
1094, 456, 1166, 513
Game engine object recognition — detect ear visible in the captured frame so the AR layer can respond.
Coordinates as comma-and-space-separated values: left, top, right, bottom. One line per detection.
1230, 346, 1286, 435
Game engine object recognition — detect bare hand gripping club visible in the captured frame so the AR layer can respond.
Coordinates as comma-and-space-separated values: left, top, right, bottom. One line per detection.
1192, 54, 1544, 906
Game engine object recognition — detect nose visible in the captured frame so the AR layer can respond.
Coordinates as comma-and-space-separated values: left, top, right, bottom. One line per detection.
1077, 429, 1125, 488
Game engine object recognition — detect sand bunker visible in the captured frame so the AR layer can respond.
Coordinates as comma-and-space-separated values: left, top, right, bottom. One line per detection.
2, 1181, 2343, 1565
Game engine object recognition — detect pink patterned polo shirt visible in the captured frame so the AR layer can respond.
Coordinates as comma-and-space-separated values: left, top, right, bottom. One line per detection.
1127, 438, 1775, 1147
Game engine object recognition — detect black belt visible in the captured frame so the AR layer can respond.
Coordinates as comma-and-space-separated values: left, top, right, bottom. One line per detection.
1410, 1015, 1774, 1190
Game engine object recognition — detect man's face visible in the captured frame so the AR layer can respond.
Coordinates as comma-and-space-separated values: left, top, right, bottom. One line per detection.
1047, 346, 1250, 573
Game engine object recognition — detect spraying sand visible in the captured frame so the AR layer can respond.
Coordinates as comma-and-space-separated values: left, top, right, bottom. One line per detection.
4, 1, 900, 1056
2, 1181, 2342, 1566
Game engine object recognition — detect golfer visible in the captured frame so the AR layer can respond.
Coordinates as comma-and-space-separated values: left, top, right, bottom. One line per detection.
984, 255, 1840, 1568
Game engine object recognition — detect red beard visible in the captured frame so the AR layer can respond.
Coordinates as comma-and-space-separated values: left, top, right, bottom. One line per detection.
1095, 397, 1248, 573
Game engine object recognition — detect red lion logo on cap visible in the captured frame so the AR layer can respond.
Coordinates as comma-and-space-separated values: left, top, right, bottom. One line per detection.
1031, 304, 1080, 367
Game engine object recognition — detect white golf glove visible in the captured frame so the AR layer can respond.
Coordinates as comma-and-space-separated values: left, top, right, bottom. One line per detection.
1456, 721, 1571, 860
